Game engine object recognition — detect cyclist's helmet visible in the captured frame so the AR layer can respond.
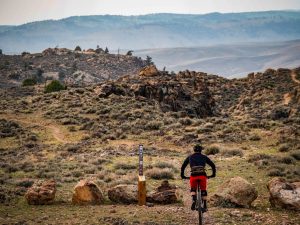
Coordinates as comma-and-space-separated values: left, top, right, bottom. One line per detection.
194, 144, 203, 152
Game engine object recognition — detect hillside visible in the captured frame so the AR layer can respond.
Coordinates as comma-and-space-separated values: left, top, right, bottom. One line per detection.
1, 11, 300, 53
135, 40, 300, 77
0, 64, 299, 224
0, 48, 147, 88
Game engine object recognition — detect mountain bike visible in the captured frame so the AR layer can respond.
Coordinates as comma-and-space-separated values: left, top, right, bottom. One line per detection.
184, 177, 206, 225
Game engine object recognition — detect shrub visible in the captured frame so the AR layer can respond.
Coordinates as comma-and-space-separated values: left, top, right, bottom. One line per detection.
248, 153, 272, 163
146, 168, 174, 180
74, 46, 81, 51
290, 151, 300, 160
221, 149, 243, 157
179, 118, 193, 126
249, 134, 261, 141
153, 162, 175, 170
114, 162, 136, 170
204, 146, 220, 155
277, 156, 295, 164
267, 168, 285, 177
146, 121, 163, 130
22, 78, 37, 86
45, 80, 65, 93
278, 144, 291, 152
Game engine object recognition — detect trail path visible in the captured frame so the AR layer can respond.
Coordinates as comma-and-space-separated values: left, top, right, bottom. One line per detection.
1, 114, 69, 144
182, 180, 215, 225
291, 70, 300, 84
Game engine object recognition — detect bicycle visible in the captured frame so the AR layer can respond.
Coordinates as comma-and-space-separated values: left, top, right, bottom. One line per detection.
184, 177, 205, 225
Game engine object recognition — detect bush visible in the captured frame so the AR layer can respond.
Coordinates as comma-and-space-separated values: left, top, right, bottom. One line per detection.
277, 156, 295, 164
248, 154, 272, 163
267, 168, 285, 177
278, 144, 290, 152
179, 118, 193, 126
153, 162, 175, 169
146, 168, 174, 180
290, 151, 300, 160
22, 78, 37, 86
74, 46, 81, 51
204, 146, 220, 155
221, 149, 243, 157
114, 162, 136, 170
45, 80, 65, 93
146, 121, 163, 130
249, 134, 261, 141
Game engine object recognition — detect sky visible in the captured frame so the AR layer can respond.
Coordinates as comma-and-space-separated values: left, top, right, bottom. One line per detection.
0, 0, 300, 25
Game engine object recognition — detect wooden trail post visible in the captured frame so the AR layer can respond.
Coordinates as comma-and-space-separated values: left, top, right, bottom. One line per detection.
138, 144, 146, 206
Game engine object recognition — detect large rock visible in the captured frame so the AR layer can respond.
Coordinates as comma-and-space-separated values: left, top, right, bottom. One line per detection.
267, 177, 300, 211
72, 180, 104, 205
139, 65, 159, 77
108, 185, 138, 204
147, 180, 179, 204
210, 177, 258, 208
25, 180, 56, 205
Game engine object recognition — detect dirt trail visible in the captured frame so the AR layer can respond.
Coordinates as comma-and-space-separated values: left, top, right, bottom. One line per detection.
182, 180, 215, 225
1, 114, 69, 144
291, 70, 300, 84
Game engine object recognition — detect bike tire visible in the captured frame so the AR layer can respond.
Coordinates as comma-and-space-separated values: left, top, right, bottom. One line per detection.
197, 188, 203, 225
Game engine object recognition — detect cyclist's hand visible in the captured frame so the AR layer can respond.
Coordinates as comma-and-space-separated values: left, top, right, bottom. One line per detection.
207, 175, 216, 179
181, 175, 189, 180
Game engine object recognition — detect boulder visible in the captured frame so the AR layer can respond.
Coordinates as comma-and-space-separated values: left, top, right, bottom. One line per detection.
210, 177, 258, 208
147, 180, 179, 204
25, 180, 56, 205
139, 65, 159, 77
72, 180, 104, 205
108, 185, 138, 204
267, 177, 300, 211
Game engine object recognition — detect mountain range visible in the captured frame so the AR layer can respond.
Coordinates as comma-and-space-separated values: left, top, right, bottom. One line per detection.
1, 11, 300, 54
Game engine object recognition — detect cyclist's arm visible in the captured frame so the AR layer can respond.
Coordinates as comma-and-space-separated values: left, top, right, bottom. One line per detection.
180, 156, 189, 178
206, 157, 216, 177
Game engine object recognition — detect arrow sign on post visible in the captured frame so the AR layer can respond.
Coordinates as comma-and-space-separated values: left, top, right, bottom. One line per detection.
138, 144, 146, 206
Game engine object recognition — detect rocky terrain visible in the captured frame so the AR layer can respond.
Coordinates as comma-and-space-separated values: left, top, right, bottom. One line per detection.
0, 53, 299, 224
0, 47, 147, 87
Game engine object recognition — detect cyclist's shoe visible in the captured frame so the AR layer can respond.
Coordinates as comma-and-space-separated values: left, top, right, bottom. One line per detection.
191, 201, 196, 210
201, 207, 208, 213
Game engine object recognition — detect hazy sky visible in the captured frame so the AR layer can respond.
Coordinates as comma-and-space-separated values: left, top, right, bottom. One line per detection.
0, 0, 300, 25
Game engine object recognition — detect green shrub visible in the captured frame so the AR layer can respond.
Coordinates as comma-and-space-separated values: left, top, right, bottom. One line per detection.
153, 162, 175, 169
146, 121, 163, 130
277, 156, 295, 164
248, 153, 272, 163
44, 80, 65, 93
22, 78, 37, 86
249, 134, 261, 141
204, 146, 220, 155
267, 168, 285, 177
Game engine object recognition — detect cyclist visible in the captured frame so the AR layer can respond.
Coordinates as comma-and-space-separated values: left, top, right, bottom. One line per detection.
181, 144, 216, 211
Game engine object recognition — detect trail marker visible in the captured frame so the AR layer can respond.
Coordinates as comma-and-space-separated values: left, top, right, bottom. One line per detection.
138, 144, 146, 206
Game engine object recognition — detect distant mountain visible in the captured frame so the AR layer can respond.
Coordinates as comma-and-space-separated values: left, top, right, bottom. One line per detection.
135, 40, 300, 78
1, 11, 300, 53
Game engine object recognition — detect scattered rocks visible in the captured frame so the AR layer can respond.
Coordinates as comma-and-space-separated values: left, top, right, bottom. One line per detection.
108, 184, 138, 204
25, 180, 56, 205
267, 177, 300, 211
72, 180, 104, 205
147, 180, 179, 204
139, 65, 159, 77
210, 177, 258, 208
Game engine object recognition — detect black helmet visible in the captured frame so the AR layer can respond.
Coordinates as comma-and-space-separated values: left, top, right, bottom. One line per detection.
194, 144, 203, 152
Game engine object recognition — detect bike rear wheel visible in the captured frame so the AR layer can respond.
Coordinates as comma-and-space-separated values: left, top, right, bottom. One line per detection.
197, 185, 203, 225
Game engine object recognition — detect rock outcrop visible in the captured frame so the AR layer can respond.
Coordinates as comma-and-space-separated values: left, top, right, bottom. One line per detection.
72, 180, 104, 205
25, 180, 56, 205
210, 177, 258, 208
139, 65, 159, 77
267, 177, 300, 211
108, 185, 138, 204
147, 180, 179, 204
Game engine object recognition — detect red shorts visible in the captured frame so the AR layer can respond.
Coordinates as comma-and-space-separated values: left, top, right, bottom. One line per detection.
190, 175, 207, 191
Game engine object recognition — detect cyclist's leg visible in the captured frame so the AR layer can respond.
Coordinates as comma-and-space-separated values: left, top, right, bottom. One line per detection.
199, 176, 208, 210
189, 176, 197, 210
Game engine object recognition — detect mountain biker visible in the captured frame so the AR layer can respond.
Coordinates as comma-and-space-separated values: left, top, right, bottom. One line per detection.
181, 144, 216, 211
